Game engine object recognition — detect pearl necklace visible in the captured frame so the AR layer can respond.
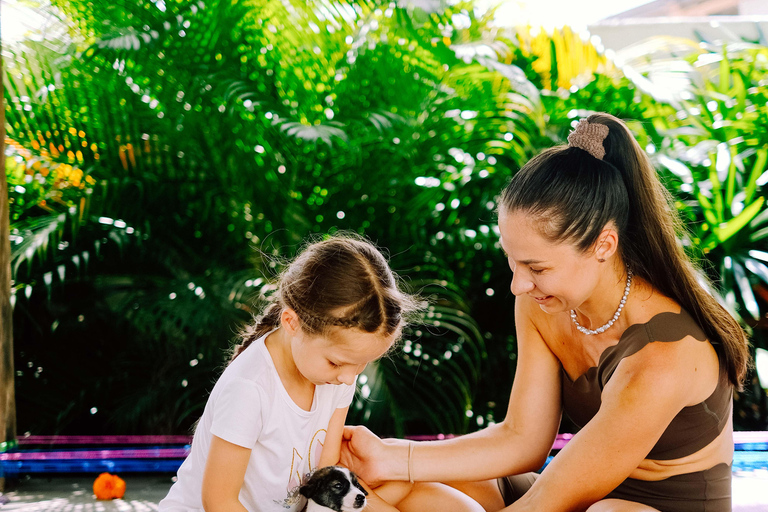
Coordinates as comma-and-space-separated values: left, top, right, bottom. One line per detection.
570, 268, 633, 335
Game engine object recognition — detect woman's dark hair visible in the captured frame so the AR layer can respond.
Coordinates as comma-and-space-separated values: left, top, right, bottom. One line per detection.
230, 234, 420, 362
499, 113, 750, 388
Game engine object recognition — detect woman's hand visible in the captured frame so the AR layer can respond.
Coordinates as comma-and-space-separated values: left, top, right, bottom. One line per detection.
341, 425, 406, 486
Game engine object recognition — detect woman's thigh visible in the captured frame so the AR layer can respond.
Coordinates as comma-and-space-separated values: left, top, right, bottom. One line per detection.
446, 480, 506, 512
586, 499, 660, 512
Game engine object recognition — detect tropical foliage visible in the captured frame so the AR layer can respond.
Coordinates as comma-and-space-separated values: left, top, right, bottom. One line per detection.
4, 0, 768, 436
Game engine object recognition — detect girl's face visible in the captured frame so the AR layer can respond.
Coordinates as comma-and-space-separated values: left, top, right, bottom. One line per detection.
292, 327, 395, 387
498, 209, 602, 314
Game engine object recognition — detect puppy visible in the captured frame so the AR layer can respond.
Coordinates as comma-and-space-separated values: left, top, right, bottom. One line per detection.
299, 466, 368, 512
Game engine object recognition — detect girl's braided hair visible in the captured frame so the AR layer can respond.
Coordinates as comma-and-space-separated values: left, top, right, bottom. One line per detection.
230, 234, 420, 362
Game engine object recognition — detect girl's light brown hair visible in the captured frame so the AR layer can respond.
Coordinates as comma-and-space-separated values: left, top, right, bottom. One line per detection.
231, 234, 420, 362
499, 113, 750, 388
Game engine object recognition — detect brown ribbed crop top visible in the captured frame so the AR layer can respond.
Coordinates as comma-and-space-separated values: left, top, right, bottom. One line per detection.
561, 309, 732, 460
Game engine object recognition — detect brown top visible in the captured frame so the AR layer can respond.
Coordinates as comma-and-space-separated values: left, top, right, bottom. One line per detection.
561, 309, 732, 460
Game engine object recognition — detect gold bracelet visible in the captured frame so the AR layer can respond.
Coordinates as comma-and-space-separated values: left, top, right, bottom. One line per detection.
408, 441, 415, 483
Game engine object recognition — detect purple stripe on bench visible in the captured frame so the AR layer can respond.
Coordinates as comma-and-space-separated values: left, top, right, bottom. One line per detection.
0, 447, 190, 461
552, 433, 574, 449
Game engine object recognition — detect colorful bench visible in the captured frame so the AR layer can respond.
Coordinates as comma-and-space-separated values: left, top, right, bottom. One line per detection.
0, 433, 766, 477
0, 435, 192, 477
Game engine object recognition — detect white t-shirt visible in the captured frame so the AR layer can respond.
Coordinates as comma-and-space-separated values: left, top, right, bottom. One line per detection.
159, 332, 356, 511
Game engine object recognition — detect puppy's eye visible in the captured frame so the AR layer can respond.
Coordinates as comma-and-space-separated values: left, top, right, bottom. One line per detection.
332, 482, 343, 489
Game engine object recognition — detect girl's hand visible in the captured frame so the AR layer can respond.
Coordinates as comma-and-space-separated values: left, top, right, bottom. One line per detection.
341, 425, 404, 486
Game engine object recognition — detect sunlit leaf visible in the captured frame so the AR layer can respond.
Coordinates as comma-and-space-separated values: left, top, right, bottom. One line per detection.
733, 261, 759, 321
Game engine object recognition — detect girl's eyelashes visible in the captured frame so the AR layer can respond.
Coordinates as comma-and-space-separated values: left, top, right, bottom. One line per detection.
328, 360, 342, 369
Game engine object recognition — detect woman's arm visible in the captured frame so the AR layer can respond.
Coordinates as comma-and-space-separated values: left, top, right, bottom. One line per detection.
343, 296, 563, 484
201, 435, 251, 512
508, 334, 719, 512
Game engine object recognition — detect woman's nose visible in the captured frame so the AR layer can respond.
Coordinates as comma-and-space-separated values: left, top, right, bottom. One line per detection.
510, 271, 534, 296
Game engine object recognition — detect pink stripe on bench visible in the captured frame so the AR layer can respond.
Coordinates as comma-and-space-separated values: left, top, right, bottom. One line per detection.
12, 432, 768, 452
16, 435, 193, 445
733, 432, 768, 443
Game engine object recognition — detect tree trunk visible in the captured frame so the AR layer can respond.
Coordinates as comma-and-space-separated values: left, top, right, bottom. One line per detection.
0, 50, 18, 491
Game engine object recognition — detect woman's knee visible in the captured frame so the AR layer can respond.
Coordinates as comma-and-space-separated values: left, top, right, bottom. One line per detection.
397, 482, 485, 512
370, 481, 414, 506
586, 499, 660, 512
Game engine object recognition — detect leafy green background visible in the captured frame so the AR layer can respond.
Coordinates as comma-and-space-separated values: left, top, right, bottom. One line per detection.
5, 0, 768, 437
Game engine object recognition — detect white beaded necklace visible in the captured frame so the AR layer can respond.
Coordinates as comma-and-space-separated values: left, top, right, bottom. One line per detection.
570, 268, 633, 335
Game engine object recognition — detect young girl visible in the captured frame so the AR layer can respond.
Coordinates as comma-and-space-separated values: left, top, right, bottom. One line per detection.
158, 235, 422, 511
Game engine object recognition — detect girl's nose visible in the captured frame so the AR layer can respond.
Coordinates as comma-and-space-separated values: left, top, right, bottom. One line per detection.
339, 363, 367, 385
510, 271, 534, 296
337, 368, 357, 386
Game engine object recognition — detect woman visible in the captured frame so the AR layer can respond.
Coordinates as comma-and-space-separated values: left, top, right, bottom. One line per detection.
341, 113, 750, 511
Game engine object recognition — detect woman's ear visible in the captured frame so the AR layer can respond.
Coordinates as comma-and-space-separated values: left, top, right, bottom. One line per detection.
281, 308, 302, 336
594, 224, 619, 262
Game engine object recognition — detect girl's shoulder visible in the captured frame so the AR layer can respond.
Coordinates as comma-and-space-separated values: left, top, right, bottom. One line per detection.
216, 337, 276, 391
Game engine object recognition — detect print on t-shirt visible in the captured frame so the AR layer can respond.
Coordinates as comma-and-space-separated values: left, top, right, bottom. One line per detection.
274, 428, 327, 509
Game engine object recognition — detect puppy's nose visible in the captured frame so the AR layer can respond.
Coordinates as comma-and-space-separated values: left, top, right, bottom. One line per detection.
354, 493, 366, 508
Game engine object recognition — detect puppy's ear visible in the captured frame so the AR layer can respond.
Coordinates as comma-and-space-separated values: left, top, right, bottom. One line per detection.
350, 473, 368, 496
299, 477, 319, 498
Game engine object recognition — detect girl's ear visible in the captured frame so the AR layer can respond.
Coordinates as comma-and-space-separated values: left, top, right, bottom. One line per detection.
281, 308, 302, 336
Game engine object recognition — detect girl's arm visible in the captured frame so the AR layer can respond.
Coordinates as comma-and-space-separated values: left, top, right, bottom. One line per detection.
342, 296, 563, 484
319, 406, 349, 467
319, 406, 405, 512
201, 435, 251, 512
508, 331, 721, 512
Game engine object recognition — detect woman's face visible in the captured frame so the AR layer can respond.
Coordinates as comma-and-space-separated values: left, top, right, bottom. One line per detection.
498, 209, 601, 314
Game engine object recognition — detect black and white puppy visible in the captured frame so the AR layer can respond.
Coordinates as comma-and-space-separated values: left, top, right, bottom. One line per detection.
299, 466, 368, 512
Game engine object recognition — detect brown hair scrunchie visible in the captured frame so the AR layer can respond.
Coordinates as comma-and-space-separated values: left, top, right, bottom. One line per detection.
567, 119, 609, 160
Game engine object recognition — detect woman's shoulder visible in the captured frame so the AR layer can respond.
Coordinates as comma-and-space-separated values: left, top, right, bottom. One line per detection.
611, 282, 709, 364
610, 291, 720, 401
622, 281, 706, 342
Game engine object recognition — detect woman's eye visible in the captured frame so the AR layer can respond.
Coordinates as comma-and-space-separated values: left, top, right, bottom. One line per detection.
530, 268, 544, 275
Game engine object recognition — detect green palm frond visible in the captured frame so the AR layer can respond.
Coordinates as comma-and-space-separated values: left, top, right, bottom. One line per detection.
276, 121, 349, 147
350, 279, 486, 436
633, 43, 768, 323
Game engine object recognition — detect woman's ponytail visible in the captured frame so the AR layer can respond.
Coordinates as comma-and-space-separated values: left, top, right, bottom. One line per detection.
593, 114, 750, 387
